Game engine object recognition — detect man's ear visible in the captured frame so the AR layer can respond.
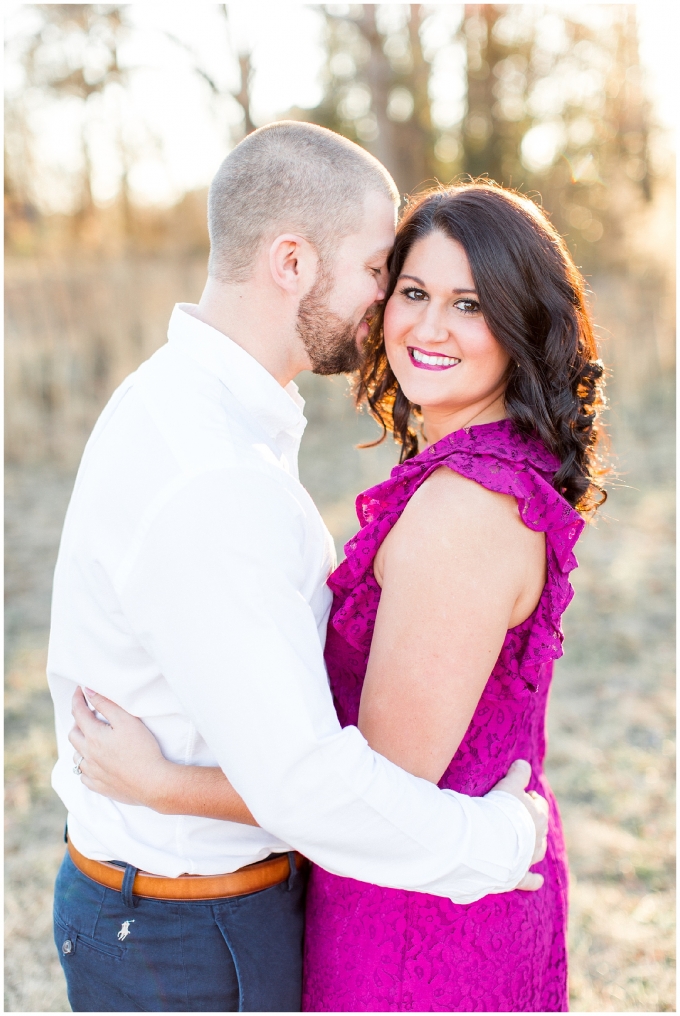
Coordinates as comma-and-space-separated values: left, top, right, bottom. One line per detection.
269, 234, 318, 295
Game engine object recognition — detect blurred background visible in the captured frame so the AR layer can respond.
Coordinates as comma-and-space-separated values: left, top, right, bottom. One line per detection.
4, 3, 675, 1011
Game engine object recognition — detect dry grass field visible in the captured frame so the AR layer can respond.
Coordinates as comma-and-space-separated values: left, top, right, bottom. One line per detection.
4, 257, 675, 1012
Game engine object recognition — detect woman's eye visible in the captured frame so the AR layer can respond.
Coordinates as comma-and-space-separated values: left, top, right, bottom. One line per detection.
454, 299, 481, 315
400, 286, 427, 301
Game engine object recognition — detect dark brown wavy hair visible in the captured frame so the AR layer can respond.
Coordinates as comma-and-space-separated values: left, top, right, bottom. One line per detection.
356, 182, 607, 514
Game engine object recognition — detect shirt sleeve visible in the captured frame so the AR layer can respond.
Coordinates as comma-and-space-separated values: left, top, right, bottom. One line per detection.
116, 465, 535, 903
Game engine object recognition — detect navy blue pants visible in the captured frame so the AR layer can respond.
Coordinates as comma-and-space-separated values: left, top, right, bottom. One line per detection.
54, 851, 307, 1012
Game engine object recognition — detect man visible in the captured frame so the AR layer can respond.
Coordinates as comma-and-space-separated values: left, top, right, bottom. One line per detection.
48, 121, 546, 1012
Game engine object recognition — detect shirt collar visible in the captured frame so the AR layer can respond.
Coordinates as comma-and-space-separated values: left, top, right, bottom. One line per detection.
167, 304, 306, 442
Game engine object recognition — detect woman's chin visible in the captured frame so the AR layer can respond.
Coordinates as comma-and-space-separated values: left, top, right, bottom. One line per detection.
396, 378, 462, 413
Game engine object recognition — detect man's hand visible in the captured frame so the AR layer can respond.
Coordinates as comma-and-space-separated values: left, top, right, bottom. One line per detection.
69, 686, 172, 808
490, 759, 549, 892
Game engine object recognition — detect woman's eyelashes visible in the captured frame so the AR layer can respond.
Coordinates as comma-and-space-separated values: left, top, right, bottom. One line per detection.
399, 286, 428, 301
453, 298, 481, 315
398, 287, 481, 316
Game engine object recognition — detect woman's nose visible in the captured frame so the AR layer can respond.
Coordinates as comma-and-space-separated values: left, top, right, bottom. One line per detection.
410, 307, 449, 345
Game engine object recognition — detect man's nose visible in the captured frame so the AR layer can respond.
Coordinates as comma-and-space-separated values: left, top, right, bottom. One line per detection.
376, 266, 389, 299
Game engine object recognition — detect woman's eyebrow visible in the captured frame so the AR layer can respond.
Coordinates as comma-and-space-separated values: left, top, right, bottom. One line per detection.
398, 274, 478, 296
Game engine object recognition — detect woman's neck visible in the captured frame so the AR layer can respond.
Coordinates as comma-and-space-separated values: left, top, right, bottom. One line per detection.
420, 391, 507, 447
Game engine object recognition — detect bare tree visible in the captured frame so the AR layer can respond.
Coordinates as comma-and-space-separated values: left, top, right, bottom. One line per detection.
607, 7, 652, 201
165, 5, 254, 139
308, 6, 437, 195
7, 5, 130, 232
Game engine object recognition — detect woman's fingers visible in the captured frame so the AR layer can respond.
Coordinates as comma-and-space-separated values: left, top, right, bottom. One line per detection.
68, 690, 165, 808
72, 684, 131, 730
80, 774, 104, 794
71, 686, 106, 730
68, 725, 86, 755
83, 687, 126, 725
79, 772, 139, 806
67, 690, 161, 807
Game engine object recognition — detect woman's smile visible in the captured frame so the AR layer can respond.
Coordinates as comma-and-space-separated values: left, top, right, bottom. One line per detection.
383, 230, 511, 442
408, 346, 461, 370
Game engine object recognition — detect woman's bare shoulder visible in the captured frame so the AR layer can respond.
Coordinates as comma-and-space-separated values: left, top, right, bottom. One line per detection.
404, 464, 522, 530
374, 466, 535, 584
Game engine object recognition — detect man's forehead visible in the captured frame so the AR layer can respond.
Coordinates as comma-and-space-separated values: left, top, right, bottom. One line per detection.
360, 190, 397, 232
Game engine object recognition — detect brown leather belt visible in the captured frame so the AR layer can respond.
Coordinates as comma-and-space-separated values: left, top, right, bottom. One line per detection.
67, 838, 307, 901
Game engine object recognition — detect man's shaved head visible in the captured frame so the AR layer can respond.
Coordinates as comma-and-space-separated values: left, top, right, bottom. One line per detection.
207, 121, 399, 283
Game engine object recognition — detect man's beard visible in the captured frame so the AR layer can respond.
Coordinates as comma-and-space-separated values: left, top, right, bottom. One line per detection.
296, 271, 362, 376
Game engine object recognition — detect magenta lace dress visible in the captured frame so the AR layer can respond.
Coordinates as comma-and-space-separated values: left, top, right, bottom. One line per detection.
302, 420, 584, 1013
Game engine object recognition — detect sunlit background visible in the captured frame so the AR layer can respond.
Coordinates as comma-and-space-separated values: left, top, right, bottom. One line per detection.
4, 4, 675, 1013
3, 3, 677, 213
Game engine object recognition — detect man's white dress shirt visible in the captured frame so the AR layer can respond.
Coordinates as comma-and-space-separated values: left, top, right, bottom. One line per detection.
48, 304, 535, 904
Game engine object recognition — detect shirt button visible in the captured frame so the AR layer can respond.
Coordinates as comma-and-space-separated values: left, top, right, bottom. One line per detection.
62, 939, 73, 955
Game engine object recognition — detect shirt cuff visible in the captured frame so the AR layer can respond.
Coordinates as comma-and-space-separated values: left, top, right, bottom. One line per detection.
483, 788, 536, 883
418, 787, 536, 905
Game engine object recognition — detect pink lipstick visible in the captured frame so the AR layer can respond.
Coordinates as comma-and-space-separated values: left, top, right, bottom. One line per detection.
408, 346, 461, 371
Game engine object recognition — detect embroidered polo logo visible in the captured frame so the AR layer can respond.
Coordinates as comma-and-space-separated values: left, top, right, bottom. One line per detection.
117, 920, 134, 941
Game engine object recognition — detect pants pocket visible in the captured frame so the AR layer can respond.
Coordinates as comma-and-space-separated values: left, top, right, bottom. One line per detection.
55, 913, 124, 961
54, 913, 151, 1012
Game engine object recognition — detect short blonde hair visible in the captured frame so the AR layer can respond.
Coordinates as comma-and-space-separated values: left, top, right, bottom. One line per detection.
207, 121, 399, 283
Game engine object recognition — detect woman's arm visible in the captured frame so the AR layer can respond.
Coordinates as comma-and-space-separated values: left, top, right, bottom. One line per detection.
363, 466, 546, 783
69, 687, 257, 825
70, 467, 545, 826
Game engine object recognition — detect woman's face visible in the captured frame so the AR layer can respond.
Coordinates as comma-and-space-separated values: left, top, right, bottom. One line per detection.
383, 231, 511, 425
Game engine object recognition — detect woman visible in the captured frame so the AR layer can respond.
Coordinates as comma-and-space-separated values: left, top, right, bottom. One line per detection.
71, 183, 606, 1012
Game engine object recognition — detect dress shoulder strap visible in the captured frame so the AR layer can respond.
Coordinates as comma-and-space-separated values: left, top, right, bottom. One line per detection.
329, 421, 584, 658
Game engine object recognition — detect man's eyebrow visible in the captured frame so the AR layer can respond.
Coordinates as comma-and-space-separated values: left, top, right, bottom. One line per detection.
398, 273, 478, 295
367, 246, 393, 262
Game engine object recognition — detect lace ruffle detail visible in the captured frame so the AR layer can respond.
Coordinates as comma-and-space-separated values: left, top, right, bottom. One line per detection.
329, 420, 583, 688
304, 420, 578, 1012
